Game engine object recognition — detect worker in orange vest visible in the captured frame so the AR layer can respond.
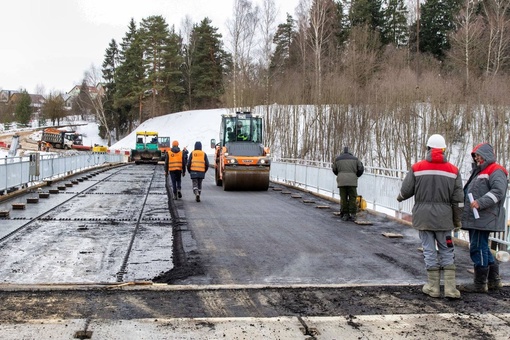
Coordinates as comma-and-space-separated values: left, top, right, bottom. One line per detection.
165, 140, 187, 200
186, 141, 209, 202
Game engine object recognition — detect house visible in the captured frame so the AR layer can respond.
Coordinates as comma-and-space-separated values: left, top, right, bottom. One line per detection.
7, 93, 46, 110
0, 90, 19, 103
64, 83, 104, 110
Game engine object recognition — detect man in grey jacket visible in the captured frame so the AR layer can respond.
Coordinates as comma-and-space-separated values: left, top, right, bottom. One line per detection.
332, 146, 364, 222
460, 143, 508, 292
397, 134, 464, 299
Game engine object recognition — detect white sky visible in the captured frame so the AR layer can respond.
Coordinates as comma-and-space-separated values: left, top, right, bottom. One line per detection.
1, 0, 299, 95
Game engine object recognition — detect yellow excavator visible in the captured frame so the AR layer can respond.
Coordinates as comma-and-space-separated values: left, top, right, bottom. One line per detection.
211, 111, 271, 191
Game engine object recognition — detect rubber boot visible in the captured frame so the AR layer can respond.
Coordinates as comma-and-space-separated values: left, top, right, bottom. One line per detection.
459, 266, 488, 293
443, 265, 461, 299
487, 263, 503, 290
422, 268, 440, 298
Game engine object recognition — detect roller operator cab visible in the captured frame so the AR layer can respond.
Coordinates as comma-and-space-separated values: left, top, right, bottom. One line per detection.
131, 131, 162, 165
211, 111, 271, 191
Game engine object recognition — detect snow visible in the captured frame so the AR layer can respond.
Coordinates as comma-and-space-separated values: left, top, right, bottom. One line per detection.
110, 108, 227, 153
1, 109, 226, 158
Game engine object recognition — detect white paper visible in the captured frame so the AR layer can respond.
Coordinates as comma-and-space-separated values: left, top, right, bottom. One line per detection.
468, 193, 480, 219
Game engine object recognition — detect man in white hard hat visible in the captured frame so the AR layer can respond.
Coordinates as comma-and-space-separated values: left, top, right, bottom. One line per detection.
397, 134, 464, 299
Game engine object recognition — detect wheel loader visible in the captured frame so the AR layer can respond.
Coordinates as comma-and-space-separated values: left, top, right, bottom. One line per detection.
211, 111, 271, 191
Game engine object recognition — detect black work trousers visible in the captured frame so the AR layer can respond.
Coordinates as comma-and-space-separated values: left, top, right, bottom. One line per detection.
339, 186, 358, 215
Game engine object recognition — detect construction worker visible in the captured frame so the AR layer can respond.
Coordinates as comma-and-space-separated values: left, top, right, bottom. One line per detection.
460, 143, 508, 293
187, 141, 209, 202
332, 146, 364, 222
165, 140, 187, 200
397, 134, 463, 299
45, 142, 51, 152
236, 121, 248, 141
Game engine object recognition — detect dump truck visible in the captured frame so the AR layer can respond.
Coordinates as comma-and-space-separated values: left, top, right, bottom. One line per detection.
131, 131, 162, 164
41, 128, 83, 149
211, 111, 271, 191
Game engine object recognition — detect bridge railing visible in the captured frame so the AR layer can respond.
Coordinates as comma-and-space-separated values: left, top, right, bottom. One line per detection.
270, 158, 509, 249
0, 153, 124, 194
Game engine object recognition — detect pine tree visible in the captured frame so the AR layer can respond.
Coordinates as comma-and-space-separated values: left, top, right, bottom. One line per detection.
139, 15, 172, 118
348, 0, 385, 39
188, 18, 227, 109
419, 0, 462, 60
383, 0, 409, 47
14, 90, 32, 126
102, 39, 122, 141
160, 26, 185, 113
114, 18, 145, 128
270, 14, 296, 74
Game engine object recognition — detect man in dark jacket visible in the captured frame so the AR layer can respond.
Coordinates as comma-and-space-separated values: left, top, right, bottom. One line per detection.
332, 146, 364, 222
187, 141, 209, 202
460, 143, 508, 292
397, 134, 463, 299
165, 140, 187, 200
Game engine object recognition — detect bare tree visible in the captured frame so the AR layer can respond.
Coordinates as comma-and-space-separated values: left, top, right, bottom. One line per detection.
84, 65, 112, 146
226, 0, 260, 109
482, 0, 510, 76
448, 0, 485, 91
181, 15, 195, 110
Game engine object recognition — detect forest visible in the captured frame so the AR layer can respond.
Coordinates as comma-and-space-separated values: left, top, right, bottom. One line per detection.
10, 0, 510, 172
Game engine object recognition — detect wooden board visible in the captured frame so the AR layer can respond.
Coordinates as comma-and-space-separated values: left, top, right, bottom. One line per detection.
354, 220, 373, 225
12, 203, 26, 210
382, 232, 403, 238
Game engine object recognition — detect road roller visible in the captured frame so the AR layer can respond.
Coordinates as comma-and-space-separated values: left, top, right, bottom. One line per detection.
211, 111, 271, 191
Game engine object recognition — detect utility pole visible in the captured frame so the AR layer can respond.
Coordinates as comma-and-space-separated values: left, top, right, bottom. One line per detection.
416, 0, 420, 87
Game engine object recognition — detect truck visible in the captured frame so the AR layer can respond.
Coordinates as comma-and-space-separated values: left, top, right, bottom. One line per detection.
211, 111, 271, 191
130, 131, 162, 164
41, 128, 84, 150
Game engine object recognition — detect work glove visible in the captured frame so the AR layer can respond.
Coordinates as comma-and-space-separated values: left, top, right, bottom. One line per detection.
453, 221, 462, 232
182, 172, 185, 177
396, 194, 403, 202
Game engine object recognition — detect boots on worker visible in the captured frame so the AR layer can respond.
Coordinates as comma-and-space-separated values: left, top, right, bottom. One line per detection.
488, 263, 503, 290
443, 265, 461, 299
459, 266, 488, 293
422, 268, 441, 298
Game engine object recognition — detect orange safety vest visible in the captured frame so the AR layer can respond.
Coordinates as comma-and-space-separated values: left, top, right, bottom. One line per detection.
190, 150, 206, 172
168, 151, 183, 171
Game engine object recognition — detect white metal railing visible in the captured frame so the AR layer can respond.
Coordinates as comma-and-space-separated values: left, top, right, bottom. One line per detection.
0, 153, 125, 194
270, 158, 510, 249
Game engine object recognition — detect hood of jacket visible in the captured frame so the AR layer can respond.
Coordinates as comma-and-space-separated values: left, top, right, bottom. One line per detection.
425, 148, 447, 163
194, 141, 202, 150
471, 143, 495, 167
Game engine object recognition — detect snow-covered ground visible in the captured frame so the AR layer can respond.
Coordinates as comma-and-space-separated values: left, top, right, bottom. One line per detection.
110, 108, 227, 153
0, 108, 226, 158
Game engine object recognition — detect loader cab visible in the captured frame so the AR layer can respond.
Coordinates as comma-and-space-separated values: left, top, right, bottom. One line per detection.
219, 112, 263, 146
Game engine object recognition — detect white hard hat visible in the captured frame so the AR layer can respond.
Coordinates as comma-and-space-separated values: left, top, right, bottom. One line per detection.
426, 134, 446, 148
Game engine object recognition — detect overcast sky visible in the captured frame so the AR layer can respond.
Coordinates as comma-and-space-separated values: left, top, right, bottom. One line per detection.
1, 0, 299, 95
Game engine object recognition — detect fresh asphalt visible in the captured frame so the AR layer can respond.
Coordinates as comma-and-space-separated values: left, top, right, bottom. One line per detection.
0, 164, 508, 339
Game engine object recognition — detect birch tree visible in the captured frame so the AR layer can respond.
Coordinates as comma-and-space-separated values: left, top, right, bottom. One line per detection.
226, 0, 259, 109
